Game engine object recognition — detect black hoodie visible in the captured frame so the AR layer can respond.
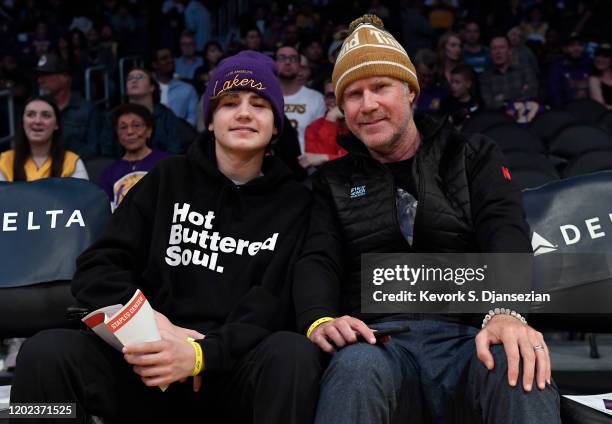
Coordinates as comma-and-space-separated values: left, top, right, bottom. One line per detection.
73, 137, 311, 373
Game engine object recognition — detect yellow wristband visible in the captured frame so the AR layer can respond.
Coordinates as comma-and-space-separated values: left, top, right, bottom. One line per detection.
186, 337, 203, 376
306, 317, 335, 338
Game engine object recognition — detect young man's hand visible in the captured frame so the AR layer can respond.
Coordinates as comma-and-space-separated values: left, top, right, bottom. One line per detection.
309, 315, 376, 354
123, 329, 202, 389
125, 311, 205, 391
154, 310, 204, 340
476, 314, 551, 392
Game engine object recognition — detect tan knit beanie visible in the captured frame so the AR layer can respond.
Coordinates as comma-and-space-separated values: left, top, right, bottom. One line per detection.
332, 14, 420, 107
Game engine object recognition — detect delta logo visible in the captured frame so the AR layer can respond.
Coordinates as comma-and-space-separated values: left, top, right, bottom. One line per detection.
531, 213, 612, 256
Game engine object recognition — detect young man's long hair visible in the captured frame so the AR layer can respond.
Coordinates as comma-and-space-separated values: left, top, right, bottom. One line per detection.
13, 95, 66, 181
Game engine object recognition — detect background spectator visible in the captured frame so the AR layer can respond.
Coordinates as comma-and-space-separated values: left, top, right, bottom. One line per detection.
399, 0, 434, 57
192, 64, 211, 97
175, 32, 204, 81
521, 5, 548, 45
439, 63, 480, 127
99, 103, 169, 209
296, 54, 312, 88
301, 78, 348, 170
99, 67, 189, 156
507, 26, 539, 77
547, 33, 590, 108
276, 45, 326, 154
241, 27, 263, 52
36, 53, 102, 159
184, 0, 211, 53
203, 41, 224, 71
159, 0, 185, 50
479, 35, 539, 110
414, 48, 448, 113
589, 43, 612, 109
0, 96, 88, 181
437, 31, 462, 83
461, 19, 490, 74
152, 47, 198, 126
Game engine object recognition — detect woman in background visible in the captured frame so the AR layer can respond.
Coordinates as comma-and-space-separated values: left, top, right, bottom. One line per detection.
437, 31, 463, 84
0, 96, 88, 181
99, 103, 169, 209
589, 44, 612, 109
99, 67, 190, 156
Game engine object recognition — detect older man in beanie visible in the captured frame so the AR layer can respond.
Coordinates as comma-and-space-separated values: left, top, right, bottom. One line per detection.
11, 51, 321, 424
293, 15, 561, 423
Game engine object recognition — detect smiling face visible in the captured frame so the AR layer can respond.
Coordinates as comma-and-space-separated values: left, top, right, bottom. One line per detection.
116, 113, 152, 154
23, 99, 58, 146
342, 76, 415, 156
208, 91, 277, 156
37, 73, 69, 96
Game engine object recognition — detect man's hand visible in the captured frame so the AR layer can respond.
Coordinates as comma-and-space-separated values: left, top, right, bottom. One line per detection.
476, 315, 551, 392
123, 329, 201, 388
309, 315, 376, 353
298, 153, 330, 169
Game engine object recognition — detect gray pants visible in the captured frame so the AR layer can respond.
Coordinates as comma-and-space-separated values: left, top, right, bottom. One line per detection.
315, 320, 561, 424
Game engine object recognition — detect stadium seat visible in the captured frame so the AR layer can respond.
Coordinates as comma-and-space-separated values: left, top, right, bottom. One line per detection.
503, 151, 558, 175
461, 110, 514, 134
548, 125, 612, 160
528, 110, 577, 146
483, 123, 546, 153
563, 150, 612, 178
522, 172, 612, 422
522, 171, 612, 329
84, 156, 116, 185
564, 99, 608, 125
510, 167, 559, 189
0, 178, 111, 338
598, 111, 612, 135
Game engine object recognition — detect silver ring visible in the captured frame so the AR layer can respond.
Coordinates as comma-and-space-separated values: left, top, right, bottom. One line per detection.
533, 344, 544, 351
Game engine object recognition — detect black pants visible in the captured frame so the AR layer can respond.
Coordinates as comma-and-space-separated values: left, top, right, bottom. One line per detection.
10, 329, 322, 424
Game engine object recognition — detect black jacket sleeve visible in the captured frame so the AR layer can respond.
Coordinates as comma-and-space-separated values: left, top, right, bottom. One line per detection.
71, 168, 158, 309
293, 171, 346, 333
466, 135, 532, 254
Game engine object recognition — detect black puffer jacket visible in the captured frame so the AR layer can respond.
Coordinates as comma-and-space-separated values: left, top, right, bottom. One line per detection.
294, 114, 531, 331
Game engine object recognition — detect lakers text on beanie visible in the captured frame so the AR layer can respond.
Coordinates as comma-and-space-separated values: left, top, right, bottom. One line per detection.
203, 50, 284, 134
332, 14, 420, 107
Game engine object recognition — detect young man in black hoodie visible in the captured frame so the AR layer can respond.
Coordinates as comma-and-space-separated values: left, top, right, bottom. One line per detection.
11, 51, 321, 424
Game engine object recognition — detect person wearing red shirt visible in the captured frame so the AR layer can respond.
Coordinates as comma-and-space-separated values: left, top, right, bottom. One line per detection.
299, 80, 348, 170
